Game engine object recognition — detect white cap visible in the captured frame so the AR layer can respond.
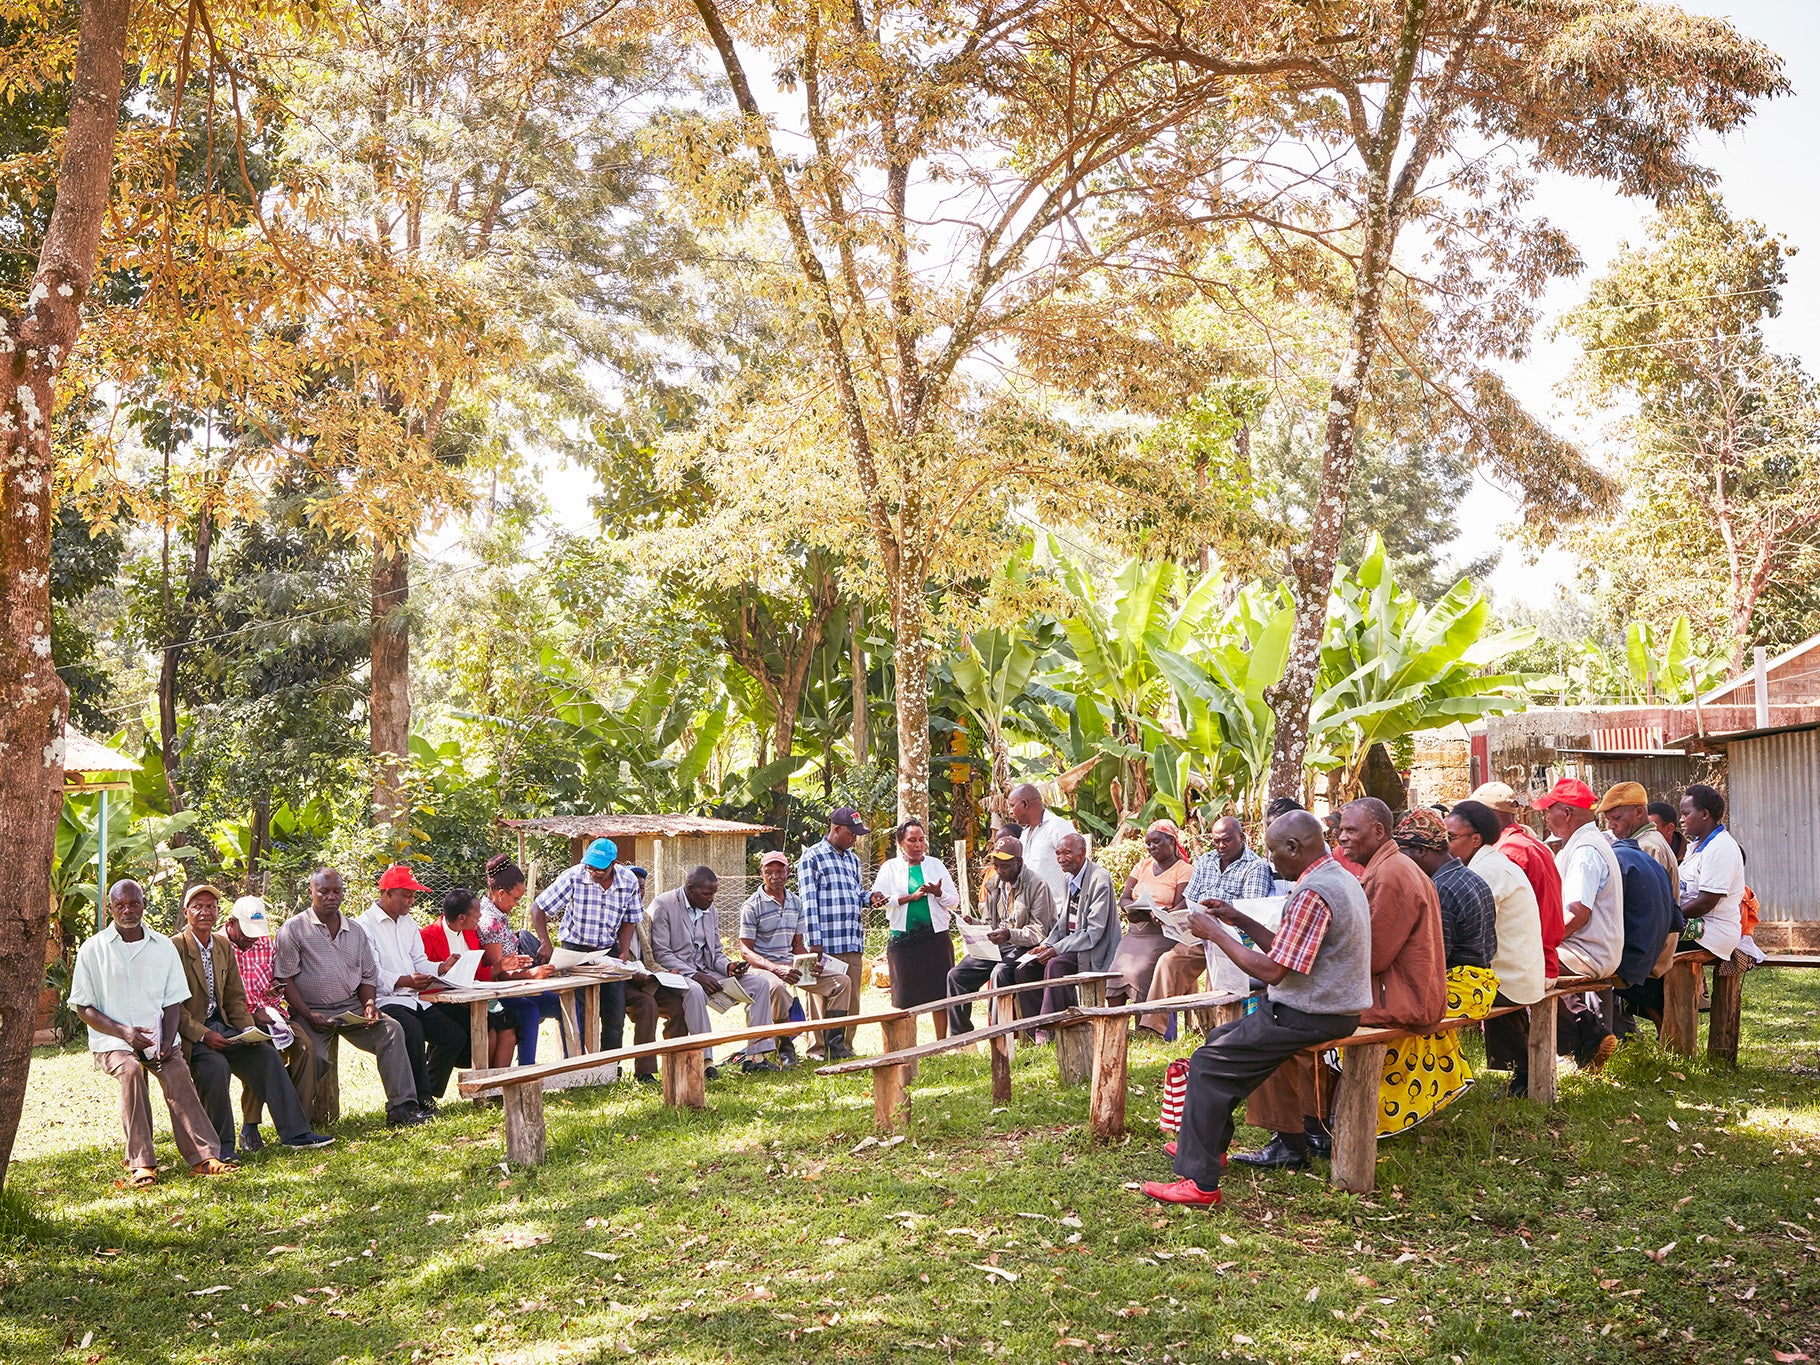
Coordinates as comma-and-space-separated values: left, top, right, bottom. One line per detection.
229, 895, 271, 938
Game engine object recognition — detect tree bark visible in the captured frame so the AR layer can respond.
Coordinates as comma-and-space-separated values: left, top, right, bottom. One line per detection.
850, 604, 868, 768
891, 586, 932, 822
0, 0, 132, 1186
156, 504, 214, 813
371, 543, 412, 824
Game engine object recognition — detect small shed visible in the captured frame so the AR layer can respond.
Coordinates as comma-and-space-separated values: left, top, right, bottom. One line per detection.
499, 813, 775, 936
1684, 720, 1820, 924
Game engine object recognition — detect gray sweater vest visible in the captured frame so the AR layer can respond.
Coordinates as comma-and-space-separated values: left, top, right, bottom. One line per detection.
1268, 856, 1373, 1017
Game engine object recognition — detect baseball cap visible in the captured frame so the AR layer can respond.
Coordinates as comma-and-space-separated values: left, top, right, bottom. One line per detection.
1533, 777, 1597, 810
377, 864, 432, 893
829, 807, 870, 835
1595, 781, 1649, 814
582, 838, 619, 869
182, 883, 225, 910
1468, 782, 1524, 814
759, 851, 789, 870
230, 895, 271, 937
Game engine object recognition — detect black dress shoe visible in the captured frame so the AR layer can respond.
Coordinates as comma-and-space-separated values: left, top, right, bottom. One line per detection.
1304, 1132, 1332, 1159
1229, 1136, 1310, 1170
703, 1064, 722, 1080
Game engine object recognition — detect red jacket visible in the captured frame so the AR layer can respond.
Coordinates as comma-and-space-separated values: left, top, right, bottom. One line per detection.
1498, 823, 1565, 978
421, 922, 493, 982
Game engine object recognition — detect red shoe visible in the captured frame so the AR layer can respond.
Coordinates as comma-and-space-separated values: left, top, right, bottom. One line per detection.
1161, 1141, 1226, 1168
1142, 1178, 1222, 1207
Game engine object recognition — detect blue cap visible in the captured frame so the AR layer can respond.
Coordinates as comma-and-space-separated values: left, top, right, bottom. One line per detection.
582, 838, 619, 869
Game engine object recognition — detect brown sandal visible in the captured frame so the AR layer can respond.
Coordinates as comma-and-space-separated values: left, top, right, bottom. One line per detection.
189, 1157, 239, 1177
117, 1167, 158, 1189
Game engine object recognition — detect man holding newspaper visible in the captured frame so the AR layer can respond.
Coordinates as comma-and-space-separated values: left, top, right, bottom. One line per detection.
947, 834, 1058, 1034
649, 865, 781, 1075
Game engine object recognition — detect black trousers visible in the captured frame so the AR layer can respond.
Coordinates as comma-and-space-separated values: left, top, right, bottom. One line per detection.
1483, 995, 1531, 1073
947, 954, 1019, 1033
561, 944, 682, 1077
1555, 994, 1612, 1066
1173, 1000, 1360, 1191
189, 1015, 310, 1151
382, 1003, 472, 1104
1038, 953, 1081, 1015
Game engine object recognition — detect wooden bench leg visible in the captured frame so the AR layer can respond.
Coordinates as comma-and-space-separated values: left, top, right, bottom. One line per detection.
1088, 1016, 1129, 1141
1214, 1001, 1244, 1029
1079, 978, 1107, 1010
1056, 1021, 1092, 1087
582, 985, 601, 1054
881, 1014, 918, 1083
874, 1062, 910, 1132
1329, 1042, 1384, 1194
503, 1081, 546, 1165
1662, 959, 1700, 1056
558, 990, 584, 1058
1708, 967, 1743, 1066
1527, 999, 1558, 1105
661, 1048, 706, 1109
990, 1032, 1014, 1103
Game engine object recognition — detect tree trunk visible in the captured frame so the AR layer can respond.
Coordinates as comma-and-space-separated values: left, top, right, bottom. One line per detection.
156, 506, 213, 814
371, 543, 412, 824
890, 587, 932, 823
0, 0, 132, 1186
769, 695, 800, 834
850, 604, 868, 768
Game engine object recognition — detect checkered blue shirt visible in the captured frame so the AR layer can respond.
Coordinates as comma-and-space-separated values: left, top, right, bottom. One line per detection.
534, 863, 643, 950
799, 837, 867, 955
1184, 845, 1278, 904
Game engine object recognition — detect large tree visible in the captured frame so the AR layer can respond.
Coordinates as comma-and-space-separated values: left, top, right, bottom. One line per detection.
1090, 0, 1782, 795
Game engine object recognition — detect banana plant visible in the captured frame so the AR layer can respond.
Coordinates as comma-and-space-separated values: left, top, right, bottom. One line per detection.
940, 623, 1061, 812
1309, 535, 1533, 800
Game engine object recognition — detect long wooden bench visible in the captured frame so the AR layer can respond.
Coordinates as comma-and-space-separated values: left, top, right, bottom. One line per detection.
453, 971, 1116, 1163
1695, 951, 1820, 1068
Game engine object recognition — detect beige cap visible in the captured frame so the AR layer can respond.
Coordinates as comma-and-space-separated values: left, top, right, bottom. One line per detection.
181, 883, 225, 910
1469, 782, 1524, 814
1595, 780, 1649, 814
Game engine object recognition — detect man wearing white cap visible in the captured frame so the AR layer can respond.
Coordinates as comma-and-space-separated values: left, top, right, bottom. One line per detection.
224, 894, 314, 1147
175, 884, 333, 1158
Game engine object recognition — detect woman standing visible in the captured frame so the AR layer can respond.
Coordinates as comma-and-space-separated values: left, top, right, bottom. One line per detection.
1110, 820, 1195, 1015
481, 855, 558, 1063
872, 819, 961, 1039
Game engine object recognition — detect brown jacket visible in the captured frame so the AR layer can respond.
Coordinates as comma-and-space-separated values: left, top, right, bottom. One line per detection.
174, 928, 254, 1053
1359, 840, 1447, 1030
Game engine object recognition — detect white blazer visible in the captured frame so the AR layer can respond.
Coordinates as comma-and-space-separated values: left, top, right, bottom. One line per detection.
872, 856, 960, 933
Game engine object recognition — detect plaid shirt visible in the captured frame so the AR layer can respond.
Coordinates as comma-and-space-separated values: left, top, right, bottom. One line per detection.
534, 864, 643, 950
1184, 845, 1278, 905
799, 837, 867, 955
1267, 855, 1335, 976
233, 936, 283, 1013
1431, 856, 1498, 970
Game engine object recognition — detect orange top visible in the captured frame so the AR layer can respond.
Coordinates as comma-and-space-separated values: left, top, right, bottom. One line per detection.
1132, 856, 1193, 912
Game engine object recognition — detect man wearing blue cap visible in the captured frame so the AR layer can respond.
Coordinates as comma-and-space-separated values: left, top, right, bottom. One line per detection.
532, 838, 671, 1083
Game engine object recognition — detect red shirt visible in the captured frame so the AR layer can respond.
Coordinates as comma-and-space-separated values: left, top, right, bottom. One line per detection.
420, 922, 494, 981
1498, 823, 1565, 977
1331, 848, 1367, 879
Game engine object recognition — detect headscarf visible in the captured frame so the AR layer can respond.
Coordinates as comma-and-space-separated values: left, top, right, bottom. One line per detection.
1392, 807, 1450, 854
1145, 818, 1191, 864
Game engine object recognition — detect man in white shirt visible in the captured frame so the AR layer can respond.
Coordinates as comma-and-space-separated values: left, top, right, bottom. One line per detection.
70, 880, 233, 1185
1677, 784, 1746, 961
356, 864, 466, 1112
1534, 778, 1623, 1072
1009, 783, 1075, 922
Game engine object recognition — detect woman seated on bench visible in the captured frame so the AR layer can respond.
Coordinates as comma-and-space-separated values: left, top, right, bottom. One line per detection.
423, 889, 519, 1077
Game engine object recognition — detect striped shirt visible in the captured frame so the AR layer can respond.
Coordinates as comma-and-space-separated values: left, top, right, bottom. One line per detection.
799, 837, 868, 955
1184, 845, 1278, 905
534, 864, 643, 950
1267, 856, 1335, 976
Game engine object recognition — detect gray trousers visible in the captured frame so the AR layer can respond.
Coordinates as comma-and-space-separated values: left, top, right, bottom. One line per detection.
670, 974, 778, 1060
189, 1014, 311, 1152
291, 999, 418, 1120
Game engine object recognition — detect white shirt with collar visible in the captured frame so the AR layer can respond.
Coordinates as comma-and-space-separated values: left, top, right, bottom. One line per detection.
356, 904, 434, 1011
68, 923, 190, 1054
1020, 807, 1076, 916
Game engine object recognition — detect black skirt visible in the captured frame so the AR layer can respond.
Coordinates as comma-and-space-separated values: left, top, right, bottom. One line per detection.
887, 927, 956, 1008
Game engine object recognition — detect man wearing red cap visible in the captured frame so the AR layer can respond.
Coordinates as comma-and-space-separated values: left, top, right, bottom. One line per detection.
358, 865, 469, 1113
1535, 778, 1623, 1072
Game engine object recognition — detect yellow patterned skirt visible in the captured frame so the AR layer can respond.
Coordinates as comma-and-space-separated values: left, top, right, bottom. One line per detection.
1378, 965, 1500, 1137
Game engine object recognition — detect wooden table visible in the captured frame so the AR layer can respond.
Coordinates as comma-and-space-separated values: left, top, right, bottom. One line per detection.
428, 974, 605, 1095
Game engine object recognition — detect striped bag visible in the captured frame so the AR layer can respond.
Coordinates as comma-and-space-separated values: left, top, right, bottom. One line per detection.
1159, 1058, 1190, 1133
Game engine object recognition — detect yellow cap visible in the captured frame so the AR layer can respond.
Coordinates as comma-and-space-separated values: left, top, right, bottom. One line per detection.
1596, 781, 1649, 814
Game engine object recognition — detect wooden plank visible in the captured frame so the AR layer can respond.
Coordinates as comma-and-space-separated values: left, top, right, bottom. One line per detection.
1759, 955, 1820, 968
1662, 957, 1700, 1056
1329, 1041, 1385, 1194
432, 975, 601, 1004
1527, 999, 1558, 1106
989, 1032, 1013, 1103
461, 1065, 619, 1100
503, 1082, 546, 1165
1708, 967, 1743, 1066
816, 1007, 1075, 1076
1087, 1015, 1129, 1141
873, 1063, 910, 1132
662, 1047, 706, 1109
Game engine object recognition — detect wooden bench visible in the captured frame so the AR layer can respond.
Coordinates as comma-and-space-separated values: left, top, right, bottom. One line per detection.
429, 974, 608, 1094
453, 971, 1115, 1163
1693, 952, 1820, 1068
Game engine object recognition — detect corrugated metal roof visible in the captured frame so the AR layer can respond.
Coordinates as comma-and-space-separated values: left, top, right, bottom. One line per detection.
63, 727, 141, 774
499, 813, 774, 838
1726, 727, 1820, 922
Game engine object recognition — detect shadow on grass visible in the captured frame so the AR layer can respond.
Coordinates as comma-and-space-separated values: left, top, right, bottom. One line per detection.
3, 978, 1817, 1364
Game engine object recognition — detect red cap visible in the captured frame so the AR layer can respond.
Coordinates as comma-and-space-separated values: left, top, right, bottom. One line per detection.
378, 864, 432, 893
1532, 778, 1596, 811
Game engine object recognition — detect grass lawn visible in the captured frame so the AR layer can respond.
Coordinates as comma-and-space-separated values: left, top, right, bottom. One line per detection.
4, 973, 1819, 1365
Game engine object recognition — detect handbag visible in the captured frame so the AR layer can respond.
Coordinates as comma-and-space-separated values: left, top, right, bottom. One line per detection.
1160, 1058, 1190, 1133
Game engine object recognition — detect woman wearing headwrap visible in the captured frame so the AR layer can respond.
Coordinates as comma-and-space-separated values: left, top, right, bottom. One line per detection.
1110, 820, 1195, 1014
1377, 808, 1501, 1134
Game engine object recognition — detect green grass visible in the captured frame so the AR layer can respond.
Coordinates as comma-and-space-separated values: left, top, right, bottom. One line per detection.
4, 977, 1819, 1365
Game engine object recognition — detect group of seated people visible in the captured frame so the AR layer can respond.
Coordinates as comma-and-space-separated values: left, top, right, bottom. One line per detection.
1139, 777, 1754, 1209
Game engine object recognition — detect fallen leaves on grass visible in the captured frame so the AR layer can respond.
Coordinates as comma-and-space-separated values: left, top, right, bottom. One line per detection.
971, 1264, 1019, 1283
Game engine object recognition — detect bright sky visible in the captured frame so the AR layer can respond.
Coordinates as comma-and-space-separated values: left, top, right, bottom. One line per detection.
1464, 0, 1820, 614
